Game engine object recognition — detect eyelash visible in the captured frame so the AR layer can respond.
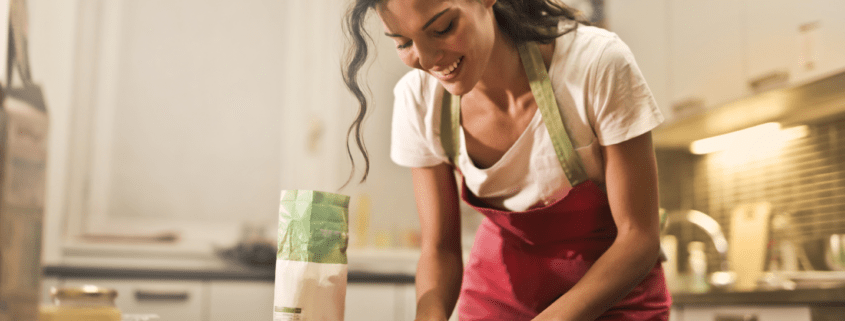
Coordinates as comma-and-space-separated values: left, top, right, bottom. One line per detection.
397, 20, 454, 50
435, 21, 454, 36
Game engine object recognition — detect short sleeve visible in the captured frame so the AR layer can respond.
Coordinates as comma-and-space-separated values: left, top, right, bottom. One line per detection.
390, 71, 447, 168
589, 35, 664, 146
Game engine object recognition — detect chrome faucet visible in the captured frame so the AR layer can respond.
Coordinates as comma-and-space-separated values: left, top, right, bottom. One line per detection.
663, 209, 737, 290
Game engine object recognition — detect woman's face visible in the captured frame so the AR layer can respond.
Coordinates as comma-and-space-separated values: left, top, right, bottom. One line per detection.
377, 0, 497, 95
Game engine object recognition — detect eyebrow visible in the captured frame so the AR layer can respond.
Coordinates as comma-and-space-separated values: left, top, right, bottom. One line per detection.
384, 8, 450, 38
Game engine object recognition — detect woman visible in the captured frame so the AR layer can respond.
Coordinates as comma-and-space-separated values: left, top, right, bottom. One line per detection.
342, 0, 671, 320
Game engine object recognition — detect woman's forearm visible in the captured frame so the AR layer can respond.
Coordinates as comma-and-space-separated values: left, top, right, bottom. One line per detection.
415, 247, 464, 321
534, 230, 661, 321
533, 132, 664, 321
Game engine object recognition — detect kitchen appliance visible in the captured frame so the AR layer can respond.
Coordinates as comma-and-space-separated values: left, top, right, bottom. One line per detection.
0, 0, 49, 320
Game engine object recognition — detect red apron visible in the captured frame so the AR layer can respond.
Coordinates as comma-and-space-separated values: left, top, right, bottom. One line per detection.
440, 42, 671, 320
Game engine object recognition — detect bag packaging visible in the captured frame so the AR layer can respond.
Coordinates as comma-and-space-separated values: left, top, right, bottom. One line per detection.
0, 0, 49, 320
274, 190, 350, 321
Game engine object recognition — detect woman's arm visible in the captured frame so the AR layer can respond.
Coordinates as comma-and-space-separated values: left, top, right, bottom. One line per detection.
411, 163, 464, 321
533, 131, 662, 321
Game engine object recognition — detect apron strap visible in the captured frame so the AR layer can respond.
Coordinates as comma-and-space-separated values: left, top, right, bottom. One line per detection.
440, 90, 461, 167
440, 41, 588, 187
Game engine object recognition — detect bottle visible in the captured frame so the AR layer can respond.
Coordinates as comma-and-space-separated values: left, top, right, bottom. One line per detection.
42, 285, 122, 321
688, 241, 709, 293
660, 235, 679, 292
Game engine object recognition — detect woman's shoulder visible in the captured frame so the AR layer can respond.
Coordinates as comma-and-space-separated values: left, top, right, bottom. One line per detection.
393, 69, 442, 112
395, 69, 438, 95
553, 22, 638, 76
555, 22, 626, 57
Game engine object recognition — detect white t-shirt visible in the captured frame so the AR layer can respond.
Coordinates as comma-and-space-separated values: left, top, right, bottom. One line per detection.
390, 23, 664, 212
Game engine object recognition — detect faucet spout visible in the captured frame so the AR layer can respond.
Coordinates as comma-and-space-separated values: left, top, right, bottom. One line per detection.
663, 209, 737, 290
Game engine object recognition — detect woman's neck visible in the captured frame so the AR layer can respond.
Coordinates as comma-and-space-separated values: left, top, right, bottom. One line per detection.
466, 29, 532, 111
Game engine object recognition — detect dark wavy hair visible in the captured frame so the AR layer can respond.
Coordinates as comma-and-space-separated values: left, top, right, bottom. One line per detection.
341, 0, 590, 187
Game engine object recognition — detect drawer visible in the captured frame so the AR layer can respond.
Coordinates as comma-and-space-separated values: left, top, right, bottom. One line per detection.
207, 280, 273, 321
60, 278, 205, 321
682, 305, 811, 321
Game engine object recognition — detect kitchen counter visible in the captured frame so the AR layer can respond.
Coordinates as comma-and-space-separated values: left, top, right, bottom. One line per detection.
672, 288, 845, 321
42, 264, 415, 284
672, 287, 845, 306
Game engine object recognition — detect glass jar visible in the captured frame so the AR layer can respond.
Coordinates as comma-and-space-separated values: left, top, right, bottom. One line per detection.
42, 285, 122, 321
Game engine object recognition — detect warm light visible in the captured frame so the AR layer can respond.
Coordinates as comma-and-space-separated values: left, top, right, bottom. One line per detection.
690, 123, 782, 155
690, 122, 809, 155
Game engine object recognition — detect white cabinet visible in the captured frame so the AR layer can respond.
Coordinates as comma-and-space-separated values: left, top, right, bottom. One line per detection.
207, 281, 274, 321
607, 0, 845, 127
742, 0, 845, 90
809, 0, 845, 81
680, 305, 811, 321
743, 0, 813, 91
60, 279, 206, 321
668, 0, 747, 116
345, 283, 406, 321
605, 0, 672, 122
40, 277, 61, 304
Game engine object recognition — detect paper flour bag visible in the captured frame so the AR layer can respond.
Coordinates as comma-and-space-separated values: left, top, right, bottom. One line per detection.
275, 190, 349, 321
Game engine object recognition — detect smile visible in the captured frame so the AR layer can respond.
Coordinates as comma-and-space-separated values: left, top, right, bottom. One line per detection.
433, 56, 463, 78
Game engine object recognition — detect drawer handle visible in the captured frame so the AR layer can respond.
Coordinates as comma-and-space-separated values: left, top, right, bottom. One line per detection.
715, 314, 759, 321
671, 97, 705, 115
134, 290, 190, 301
748, 70, 789, 91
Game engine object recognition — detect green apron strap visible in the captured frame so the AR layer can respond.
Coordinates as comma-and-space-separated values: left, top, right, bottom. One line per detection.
517, 41, 587, 186
439, 41, 588, 187
440, 90, 461, 166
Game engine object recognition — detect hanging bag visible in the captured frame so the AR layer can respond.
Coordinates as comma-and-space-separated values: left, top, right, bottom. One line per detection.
0, 0, 50, 320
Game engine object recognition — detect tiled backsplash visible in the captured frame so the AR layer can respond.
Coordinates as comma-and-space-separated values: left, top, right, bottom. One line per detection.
656, 112, 845, 273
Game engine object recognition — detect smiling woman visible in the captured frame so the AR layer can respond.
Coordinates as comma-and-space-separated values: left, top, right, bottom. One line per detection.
341, 0, 671, 320
341, 0, 588, 186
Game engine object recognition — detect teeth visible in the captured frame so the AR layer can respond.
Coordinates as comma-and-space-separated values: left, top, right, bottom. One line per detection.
435, 57, 462, 77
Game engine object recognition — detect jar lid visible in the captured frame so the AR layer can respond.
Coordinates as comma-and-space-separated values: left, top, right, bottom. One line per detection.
51, 285, 118, 300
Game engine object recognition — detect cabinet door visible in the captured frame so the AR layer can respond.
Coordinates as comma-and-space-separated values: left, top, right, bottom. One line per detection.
668, 0, 747, 115
399, 284, 417, 321
345, 284, 399, 321
669, 306, 681, 321
683, 305, 811, 321
809, 0, 845, 80
606, 0, 673, 123
60, 0, 287, 254
60, 279, 205, 321
744, 0, 813, 91
40, 277, 62, 305
207, 280, 274, 321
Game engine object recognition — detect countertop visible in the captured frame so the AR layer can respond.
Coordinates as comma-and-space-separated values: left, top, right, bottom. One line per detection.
44, 263, 845, 304
43, 248, 421, 284
42, 264, 415, 284
672, 287, 845, 306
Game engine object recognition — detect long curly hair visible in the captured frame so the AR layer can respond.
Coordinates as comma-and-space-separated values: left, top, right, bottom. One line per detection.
341, 0, 590, 187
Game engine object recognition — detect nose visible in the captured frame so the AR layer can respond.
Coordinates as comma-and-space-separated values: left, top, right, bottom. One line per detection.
414, 41, 443, 71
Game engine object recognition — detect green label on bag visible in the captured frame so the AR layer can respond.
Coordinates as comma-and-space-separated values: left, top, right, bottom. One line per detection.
275, 307, 302, 313
277, 190, 350, 264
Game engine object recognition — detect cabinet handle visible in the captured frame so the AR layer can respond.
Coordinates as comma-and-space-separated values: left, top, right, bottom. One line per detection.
715, 314, 759, 321
671, 97, 706, 115
748, 70, 789, 91
134, 290, 190, 301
